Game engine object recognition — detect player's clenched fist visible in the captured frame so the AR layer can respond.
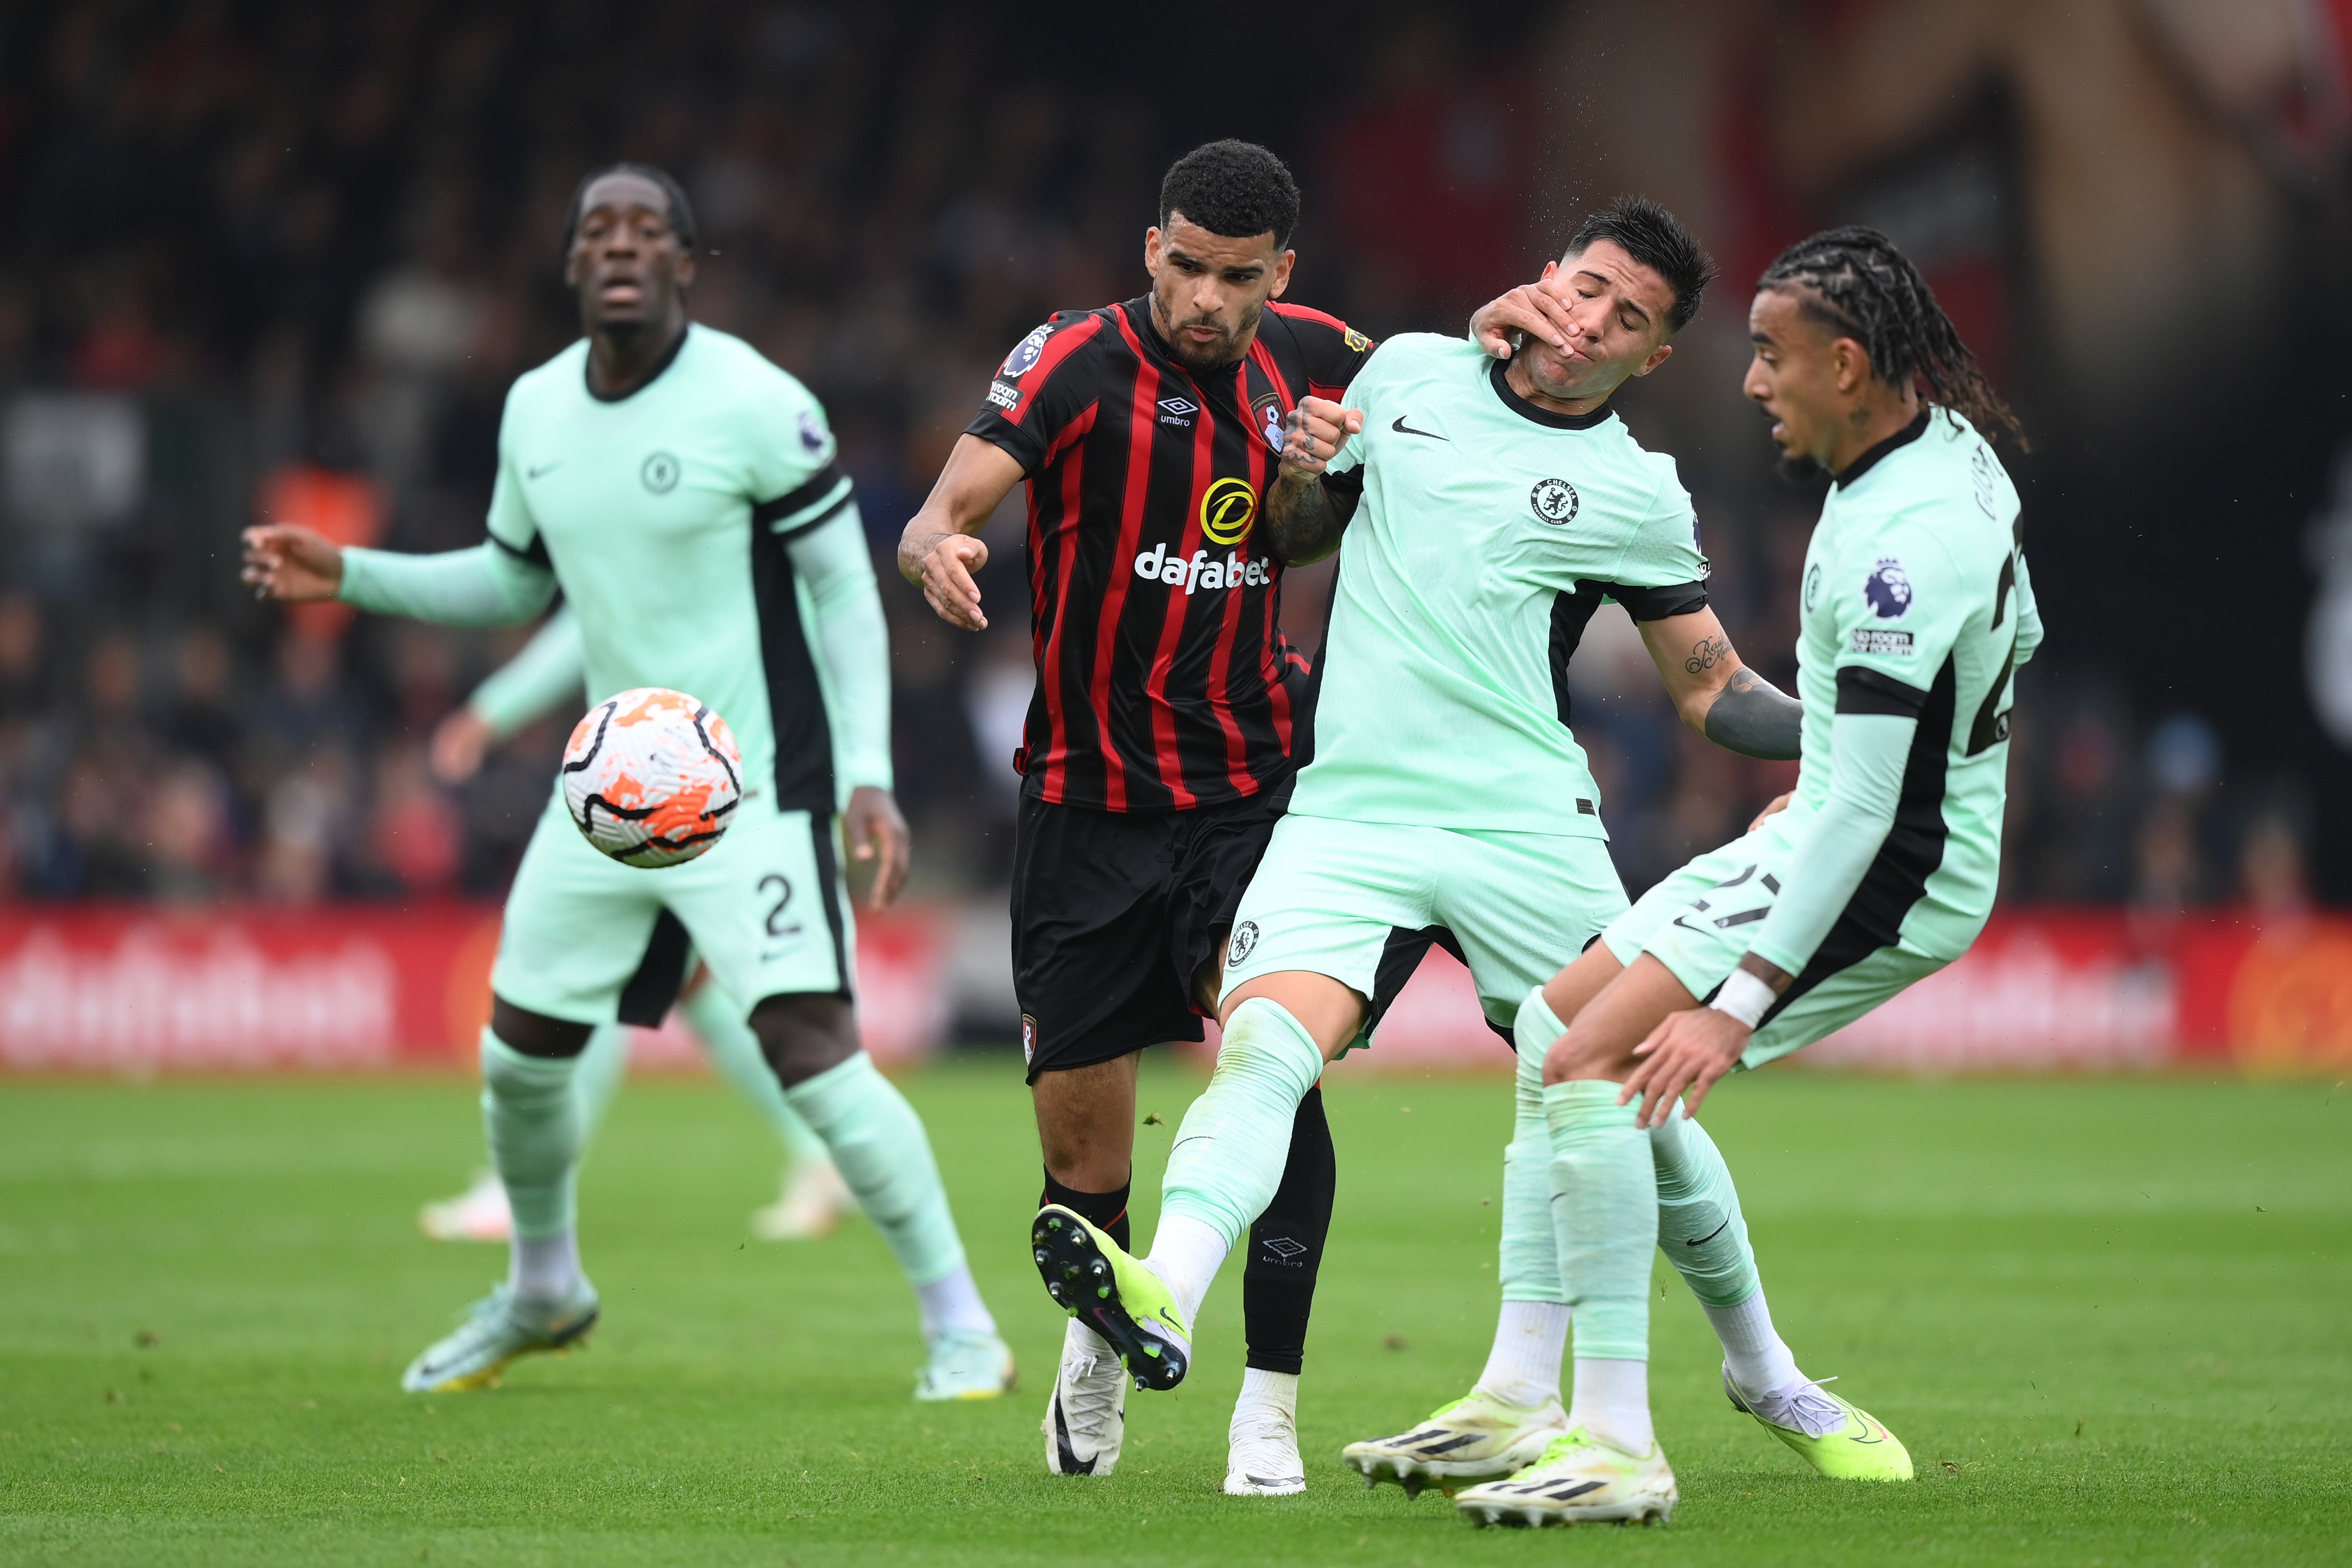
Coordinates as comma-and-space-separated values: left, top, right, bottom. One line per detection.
241, 523, 345, 603
1281, 396, 1362, 476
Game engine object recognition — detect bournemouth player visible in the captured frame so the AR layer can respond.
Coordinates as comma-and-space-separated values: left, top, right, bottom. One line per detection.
1452, 228, 2037, 1526
243, 164, 1012, 1399
415, 608, 852, 1246
901, 140, 1545, 1493
1023, 198, 1847, 1486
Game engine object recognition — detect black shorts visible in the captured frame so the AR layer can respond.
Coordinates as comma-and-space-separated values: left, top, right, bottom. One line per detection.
1012, 783, 1292, 1082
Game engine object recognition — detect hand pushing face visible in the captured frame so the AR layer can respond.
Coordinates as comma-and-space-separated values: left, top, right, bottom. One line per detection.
1507, 241, 1678, 410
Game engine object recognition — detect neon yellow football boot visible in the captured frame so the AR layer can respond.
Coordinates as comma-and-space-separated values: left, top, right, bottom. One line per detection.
1724, 1367, 1914, 1480
1030, 1205, 1191, 1391
1343, 1389, 1567, 1496
1453, 1426, 1678, 1527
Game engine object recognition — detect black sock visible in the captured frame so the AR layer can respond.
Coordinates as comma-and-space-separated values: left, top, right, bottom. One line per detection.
1243, 1083, 1336, 1375
1042, 1169, 1132, 1254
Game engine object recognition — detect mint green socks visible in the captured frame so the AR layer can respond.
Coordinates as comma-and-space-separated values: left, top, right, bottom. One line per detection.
1650, 1104, 1799, 1396
1501, 988, 1568, 1307
569, 1023, 632, 1143
1544, 1077, 1656, 1451
481, 1028, 585, 1240
783, 1052, 967, 1292
1648, 1103, 1758, 1308
1149, 997, 1325, 1323
680, 981, 831, 1170
1159, 997, 1326, 1251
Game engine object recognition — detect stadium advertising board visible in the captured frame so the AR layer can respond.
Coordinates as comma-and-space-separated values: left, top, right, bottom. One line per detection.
0, 906, 2345, 1075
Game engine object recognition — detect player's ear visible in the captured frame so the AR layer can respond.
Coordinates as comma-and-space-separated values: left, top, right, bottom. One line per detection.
675, 247, 698, 289
1634, 341, 1674, 377
1268, 249, 1295, 300
1831, 337, 1870, 394
1143, 226, 1164, 278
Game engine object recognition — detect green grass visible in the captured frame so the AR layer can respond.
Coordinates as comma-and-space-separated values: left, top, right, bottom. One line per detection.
1, 1061, 2346, 1566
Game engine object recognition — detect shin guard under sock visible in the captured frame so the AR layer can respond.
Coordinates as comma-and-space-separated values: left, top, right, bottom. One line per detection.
1500, 988, 1568, 1306
1543, 1080, 1655, 1364
481, 1028, 585, 1240
785, 1052, 967, 1289
1243, 1083, 1335, 1376
1158, 997, 1324, 1250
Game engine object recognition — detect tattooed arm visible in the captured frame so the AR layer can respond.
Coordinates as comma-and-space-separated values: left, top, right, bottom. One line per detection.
1263, 395, 1363, 566
1637, 608, 1804, 760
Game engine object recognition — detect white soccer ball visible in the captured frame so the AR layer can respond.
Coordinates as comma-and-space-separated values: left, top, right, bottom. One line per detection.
560, 688, 744, 868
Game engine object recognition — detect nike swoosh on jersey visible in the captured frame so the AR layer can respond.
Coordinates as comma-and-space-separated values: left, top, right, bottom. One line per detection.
526, 461, 562, 479
1391, 415, 1447, 440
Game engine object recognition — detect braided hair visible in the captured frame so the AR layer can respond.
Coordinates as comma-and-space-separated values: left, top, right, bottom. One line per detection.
1759, 226, 2022, 446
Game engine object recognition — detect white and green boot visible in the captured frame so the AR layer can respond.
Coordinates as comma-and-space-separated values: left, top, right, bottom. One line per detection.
1453, 1426, 1677, 1527
1725, 1367, 1913, 1480
1030, 1205, 1192, 1392
1343, 1389, 1567, 1496
915, 1329, 1017, 1401
400, 1280, 599, 1393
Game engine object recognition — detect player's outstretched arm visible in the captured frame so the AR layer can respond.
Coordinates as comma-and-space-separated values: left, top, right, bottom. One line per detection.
1637, 607, 1803, 760
897, 434, 1024, 632
789, 509, 909, 909
1264, 396, 1362, 566
432, 608, 584, 784
243, 524, 555, 628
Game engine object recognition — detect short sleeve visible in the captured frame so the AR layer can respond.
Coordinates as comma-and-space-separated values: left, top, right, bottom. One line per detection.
964, 313, 1108, 477
1832, 520, 1969, 699
1594, 462, 1708, 617
1317, 343, 1385, 492
744, 377, 854, 541
485, 396, 547, 567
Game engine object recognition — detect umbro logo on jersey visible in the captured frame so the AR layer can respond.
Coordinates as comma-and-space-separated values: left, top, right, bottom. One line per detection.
1392, 415, 1446, 440
1158, 396, 1198, 427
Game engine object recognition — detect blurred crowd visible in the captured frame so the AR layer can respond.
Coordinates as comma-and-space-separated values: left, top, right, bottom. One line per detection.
0, 1, 2321, 915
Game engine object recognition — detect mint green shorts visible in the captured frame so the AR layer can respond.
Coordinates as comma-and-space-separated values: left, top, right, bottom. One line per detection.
1601, 814, 1948, 1070
1221, 811, 1629, 1042
490, 790, 856, 1026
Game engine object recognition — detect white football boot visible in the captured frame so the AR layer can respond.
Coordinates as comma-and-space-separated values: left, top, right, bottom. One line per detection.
417, 1171, 512, 1243
1343, 1388, 1568, 1496
1042, 1325, 1128, 1475
1225, 1404, 1307, 1496
751, 1159, 855, 1240
1453, 1426, 1677, 1527
400, 1279, 599, 1393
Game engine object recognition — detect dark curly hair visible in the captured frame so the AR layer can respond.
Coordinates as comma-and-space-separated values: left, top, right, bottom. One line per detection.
1159, 140, 1300, 249
1566, 196, 1716, 334
1760, 226, 2023, 445
562, 162, 699, 257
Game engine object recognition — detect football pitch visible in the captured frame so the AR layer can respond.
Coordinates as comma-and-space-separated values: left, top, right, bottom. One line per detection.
1, 1060, 2345, 1566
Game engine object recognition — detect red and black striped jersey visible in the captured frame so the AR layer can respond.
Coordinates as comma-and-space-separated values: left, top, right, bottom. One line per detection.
966, 296, 1375, 812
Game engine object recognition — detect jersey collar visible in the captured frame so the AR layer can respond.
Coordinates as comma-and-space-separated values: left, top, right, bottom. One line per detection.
1833, 408, 1931, 489
1488, 356, 1614, 430
583, 321, 691, 403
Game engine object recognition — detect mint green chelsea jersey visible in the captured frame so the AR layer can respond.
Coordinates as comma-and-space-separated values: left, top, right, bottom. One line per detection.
483, 325, 862, 813
1749, 407, 2041, 973
1294, 334, 1711, 837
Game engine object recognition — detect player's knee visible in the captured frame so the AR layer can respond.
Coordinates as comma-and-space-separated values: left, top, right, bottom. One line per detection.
1541, 1022, 1627, 1087
490, 997, 594, 1058
751, 993, 859, 1088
